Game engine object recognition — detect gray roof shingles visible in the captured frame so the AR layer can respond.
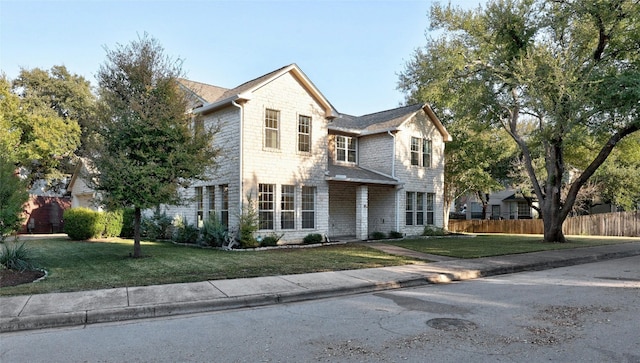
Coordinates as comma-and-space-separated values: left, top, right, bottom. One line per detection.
330, 103, 424, 133
327, 160, 400, 185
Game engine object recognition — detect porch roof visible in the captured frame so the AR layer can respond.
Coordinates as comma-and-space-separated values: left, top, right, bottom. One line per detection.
326, 161, 401, 185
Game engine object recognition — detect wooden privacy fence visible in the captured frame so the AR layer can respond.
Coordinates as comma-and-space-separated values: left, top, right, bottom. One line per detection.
448, 211, 639, 237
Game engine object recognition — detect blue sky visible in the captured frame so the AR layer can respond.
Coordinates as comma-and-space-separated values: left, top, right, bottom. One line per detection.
1, 0, 483, 116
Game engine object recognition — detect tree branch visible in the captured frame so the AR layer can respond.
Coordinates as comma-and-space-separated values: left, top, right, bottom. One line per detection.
561, 123, 640, 219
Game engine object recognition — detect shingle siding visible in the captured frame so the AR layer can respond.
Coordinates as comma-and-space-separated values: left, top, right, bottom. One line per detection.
395, 113, 446, 232
358, 133, 394, 176
154, 65, 449, 243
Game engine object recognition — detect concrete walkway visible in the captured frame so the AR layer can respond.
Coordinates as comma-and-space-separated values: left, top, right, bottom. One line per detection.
1, 241, 639, 333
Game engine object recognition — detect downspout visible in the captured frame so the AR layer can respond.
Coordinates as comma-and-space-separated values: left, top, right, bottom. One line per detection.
232, 100, 244, 215
388, 130, 400, 232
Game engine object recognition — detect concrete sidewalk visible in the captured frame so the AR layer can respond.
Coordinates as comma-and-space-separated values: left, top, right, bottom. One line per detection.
1, 242, 639, 333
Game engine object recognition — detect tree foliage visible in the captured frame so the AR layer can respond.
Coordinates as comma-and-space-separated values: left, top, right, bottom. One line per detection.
92, 34, 219, 257
12, 65, 97, 157
399, 0, 640, 242
0, 156, 29, 241
1, 68, 87, 186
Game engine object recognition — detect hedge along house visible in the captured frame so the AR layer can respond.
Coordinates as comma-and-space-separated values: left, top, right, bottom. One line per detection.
163, 64, 451, 243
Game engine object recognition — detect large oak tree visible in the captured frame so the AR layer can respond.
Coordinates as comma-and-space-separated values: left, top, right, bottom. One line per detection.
1, 73, 82, 186
399, 0, 640, 242
92, 35, 218, 257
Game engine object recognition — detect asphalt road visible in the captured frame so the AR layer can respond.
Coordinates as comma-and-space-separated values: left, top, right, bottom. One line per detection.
2, 256, 639, 362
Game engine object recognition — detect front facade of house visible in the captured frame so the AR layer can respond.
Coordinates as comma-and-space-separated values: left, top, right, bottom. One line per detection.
162, 64, 451, 242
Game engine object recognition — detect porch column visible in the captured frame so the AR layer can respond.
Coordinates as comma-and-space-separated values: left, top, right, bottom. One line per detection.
355, 185, 368, 240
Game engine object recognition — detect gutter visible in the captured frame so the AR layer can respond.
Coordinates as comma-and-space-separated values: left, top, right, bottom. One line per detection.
196, 92, 252, 115
231, 100, 244, 215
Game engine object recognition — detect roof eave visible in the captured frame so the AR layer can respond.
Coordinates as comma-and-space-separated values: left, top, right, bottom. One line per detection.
422, 104, 452, 142
325, 176, 401, 186
194, 93, 253, 115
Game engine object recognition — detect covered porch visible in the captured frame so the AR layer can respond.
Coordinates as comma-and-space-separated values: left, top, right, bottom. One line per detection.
326, 162, 402, 240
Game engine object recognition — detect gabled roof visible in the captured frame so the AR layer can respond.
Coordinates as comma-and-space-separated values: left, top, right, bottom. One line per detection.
330, 103, 452, 141
189, 64, 337, 119
178, 79, 229, 104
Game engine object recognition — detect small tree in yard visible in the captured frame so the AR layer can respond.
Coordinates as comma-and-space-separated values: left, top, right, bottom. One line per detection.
91, 34, 218, 257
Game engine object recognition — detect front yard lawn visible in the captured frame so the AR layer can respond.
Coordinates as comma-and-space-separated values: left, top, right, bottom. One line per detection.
0, 238, 419, 296
387, 234, 638, 259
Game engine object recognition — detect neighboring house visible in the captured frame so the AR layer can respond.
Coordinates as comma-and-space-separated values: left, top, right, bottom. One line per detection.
20, 196, 71, 234
458, 189, 539, 220
67, 158, 103, 211
19, 173, 72, 234
161, 64, 451, 242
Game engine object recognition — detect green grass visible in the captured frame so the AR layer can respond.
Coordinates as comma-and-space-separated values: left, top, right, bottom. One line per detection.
0, 238, 419, 296
388, 234, 639, 259
2, 234, 637, 296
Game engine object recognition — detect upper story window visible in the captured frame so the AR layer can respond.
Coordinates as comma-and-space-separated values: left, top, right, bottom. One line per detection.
298, 115, 311, 153
336, 135, 356, 163
410, 137, 432, 167
264, 109, 280, 149
423, 139, 432, 167
411, 137, 420, 166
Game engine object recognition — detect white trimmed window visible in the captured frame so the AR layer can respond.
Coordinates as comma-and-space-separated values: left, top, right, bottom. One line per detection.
406, 192, 415, 226
422, 139, 432, 167
281, 185, 295, 230
411, 137, 420, 166
206, 186, 215, 220
410, 137, 432, 167
517, 201, 530, 218
336, 135, 356, 163
220, 184, 229, 228
264, 109, 280, 149
416, 192, 425, 225
195, 187, 204, 228
426, 193, 435, 225
302, 186, 316, 229
258, 184, 275, 230
298, 115, 311, 153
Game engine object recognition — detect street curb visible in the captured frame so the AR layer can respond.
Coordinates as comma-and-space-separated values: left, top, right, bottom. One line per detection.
2, 247, 639, 333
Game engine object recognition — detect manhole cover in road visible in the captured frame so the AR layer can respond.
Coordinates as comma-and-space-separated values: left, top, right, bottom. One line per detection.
426, 318, 478, 331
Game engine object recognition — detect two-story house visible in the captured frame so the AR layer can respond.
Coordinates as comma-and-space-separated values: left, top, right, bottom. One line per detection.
163, 64, 451, 242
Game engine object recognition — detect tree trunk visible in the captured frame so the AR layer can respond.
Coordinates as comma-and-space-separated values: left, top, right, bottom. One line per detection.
133, 207, 142, 258
542, 208, 566, 243
540, 141, 568, 242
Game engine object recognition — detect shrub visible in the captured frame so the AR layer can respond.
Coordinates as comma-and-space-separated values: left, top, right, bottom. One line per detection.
120, 208, 136, 238
388, 230, 404, 239
303, 233, 323, 244
423, 225, 447, 236
237, 195, 259, 248
0, 242, 35, 272
370, 231, 386, 240
142, 210, 173, 240
63, 208, 104, 240
200, 213, 227, 247
259, 233, 283, 247
171, 215, 200, 244
103, 210, 124, 238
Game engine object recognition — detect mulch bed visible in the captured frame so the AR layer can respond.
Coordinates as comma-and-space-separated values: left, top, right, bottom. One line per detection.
0, 269, 45, 287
